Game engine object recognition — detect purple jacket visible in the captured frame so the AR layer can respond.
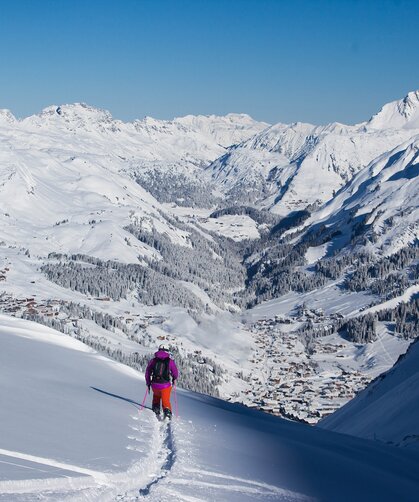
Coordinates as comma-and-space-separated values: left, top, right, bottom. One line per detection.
145, 350, 179, 390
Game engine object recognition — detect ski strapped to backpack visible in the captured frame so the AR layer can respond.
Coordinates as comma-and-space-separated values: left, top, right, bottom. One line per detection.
152, 357, 171, 383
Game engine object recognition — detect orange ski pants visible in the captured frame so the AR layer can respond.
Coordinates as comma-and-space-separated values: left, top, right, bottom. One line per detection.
152, 386, 172, 411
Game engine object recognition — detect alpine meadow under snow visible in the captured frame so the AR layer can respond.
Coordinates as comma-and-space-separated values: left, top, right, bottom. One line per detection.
0, 90, 418, 500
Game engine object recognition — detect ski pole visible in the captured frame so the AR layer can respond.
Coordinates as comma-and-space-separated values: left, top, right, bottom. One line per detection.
173, 382, 179, 418
138, 387, 149, 413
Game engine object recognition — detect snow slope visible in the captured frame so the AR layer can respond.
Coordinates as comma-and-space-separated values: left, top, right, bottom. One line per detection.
0, 102, 267, 257
299, 134, 419, 256
320, 338, 419, 450
367, 90, 419, 130
207, 91, 419, 213
1, 315, 419, 501
0, 109, 175, 262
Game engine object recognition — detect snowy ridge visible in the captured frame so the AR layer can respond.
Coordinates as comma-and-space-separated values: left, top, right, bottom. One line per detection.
367, 90, 419, 130
299, 134, 419, 255
16, 103, 267, 165
0, 109, 16, 125
22, 103, 123, 134
207, 91, 419, 213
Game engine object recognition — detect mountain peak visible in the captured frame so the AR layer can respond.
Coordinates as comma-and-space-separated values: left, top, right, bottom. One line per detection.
174, 112, 267, 128
0, 109, 16, 124
367, 90, 419, 130
23, 102, 122, 133
399, 90, 419, 117
39, 102, 114, 121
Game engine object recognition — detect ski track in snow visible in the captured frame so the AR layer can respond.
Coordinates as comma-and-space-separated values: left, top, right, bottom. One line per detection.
0, 448, 110, 484
0, 410, 305, 502
0, 410, 176, 501
167, 468, 311, 501
137, 419, 176, 498
131, 416, 311, 502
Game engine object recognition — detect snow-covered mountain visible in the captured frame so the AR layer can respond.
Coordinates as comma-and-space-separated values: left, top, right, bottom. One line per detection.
8, 103, 267, 208
299, 134, 419, 257
18, 103, 267, 160
127, 112, 268, 206
206, 91, 419, 214
367, 90, 419, 130
1, 314, 418, 501
0, 103, 266, 258
135, 112, 269, 150
0, 126, 169, 263
319, 337, 419, 449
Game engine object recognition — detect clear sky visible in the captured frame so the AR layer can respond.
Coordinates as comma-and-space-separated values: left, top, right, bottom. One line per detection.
0, 0, 418, 125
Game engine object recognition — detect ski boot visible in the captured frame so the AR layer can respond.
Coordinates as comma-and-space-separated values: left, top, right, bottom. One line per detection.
152, 404, 161, 419
163, 408, 172, 420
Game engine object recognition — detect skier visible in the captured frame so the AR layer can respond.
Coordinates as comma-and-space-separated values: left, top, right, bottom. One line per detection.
145, 345, 179, 419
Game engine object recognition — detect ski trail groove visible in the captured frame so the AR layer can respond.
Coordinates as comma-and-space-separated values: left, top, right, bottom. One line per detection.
0, 448, 109, 485
138, 420, 176, 498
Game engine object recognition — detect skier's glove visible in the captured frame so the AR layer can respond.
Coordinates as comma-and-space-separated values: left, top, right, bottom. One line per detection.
147, 385, 151, 392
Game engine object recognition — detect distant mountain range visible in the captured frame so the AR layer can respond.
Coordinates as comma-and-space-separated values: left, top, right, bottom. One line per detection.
1, 90, 417, 307
207, 90, 419, 214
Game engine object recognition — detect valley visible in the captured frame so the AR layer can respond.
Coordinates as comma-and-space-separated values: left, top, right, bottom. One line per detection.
0, 90, 418, 428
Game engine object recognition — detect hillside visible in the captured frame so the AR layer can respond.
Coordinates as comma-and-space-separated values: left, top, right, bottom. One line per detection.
1, 315, 419, 501
294, 134, 419, 259
319, 337, 419, 450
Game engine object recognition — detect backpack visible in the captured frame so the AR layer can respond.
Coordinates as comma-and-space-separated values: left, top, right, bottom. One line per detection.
152, 357, 171, 383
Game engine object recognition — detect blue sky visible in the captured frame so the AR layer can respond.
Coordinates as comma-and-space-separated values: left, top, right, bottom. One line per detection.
0, 0, 418, 124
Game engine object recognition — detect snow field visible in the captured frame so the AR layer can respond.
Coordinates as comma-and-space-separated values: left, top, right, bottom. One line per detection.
1, 315, 419, 501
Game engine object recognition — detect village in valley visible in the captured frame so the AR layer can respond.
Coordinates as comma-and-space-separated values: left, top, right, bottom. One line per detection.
236, 310, 373, 424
